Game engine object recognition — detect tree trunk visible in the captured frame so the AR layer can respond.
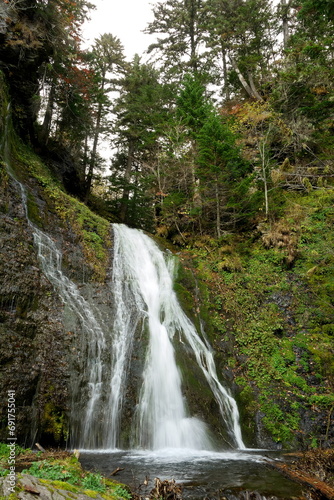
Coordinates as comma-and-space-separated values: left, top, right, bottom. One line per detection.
186, 0, 198, 73
119, 139, 135, 222
85, 95, 104, 201
229, 57, 262, 100
40, 79, 55, 144
248, 71, 263, 101
215, 177, 221, 239
222, 47, 230, 101
281, 0, 290, 49
259, 139, 269, 217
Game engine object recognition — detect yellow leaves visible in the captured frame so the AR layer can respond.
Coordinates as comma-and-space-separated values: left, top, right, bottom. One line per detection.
271, 158, 295, 185
156, 225, 169, 237
216, 255, 244, 272
311, 86, 328, 95
7, 21, 43, 50
306, 266, 318, 276
231, 100, 273, 127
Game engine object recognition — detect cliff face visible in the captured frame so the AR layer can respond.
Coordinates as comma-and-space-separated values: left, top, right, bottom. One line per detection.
178, 191, 334, 450
0, 170, 232, 449
0, 143, 232, 449
0, 89, 114, 444
0, 173, 76, 445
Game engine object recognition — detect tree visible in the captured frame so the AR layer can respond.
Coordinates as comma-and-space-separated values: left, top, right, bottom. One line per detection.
197, 110, 251, 235
109, 55, 170, 228
270, 0, 334, 174
145, 0, 209, 81
0, 0, 93, 142
203, 0, 278, 100
176, 74, 212, 216
83, 34, 126, 200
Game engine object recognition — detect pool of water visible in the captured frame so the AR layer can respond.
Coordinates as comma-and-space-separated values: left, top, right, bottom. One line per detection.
80, 448, 304, 499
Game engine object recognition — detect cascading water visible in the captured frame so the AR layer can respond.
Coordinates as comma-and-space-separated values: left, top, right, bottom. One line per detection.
11, 190, 107, 448
111, 224, 245, 450
32, 228, 106, 448
1, 104, 245, 450
1, 105, 107, 448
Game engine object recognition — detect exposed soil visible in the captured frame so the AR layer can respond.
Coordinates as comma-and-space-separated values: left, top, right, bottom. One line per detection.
14, 449, 72, 472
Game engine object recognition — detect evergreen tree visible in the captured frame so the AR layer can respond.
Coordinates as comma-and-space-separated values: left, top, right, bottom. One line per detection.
203, 0, 278, 100
175, 74, 211, 219
197, 111, 251, 235
84, 34, 126, 200
145, 0, 209, 81
109, 56, 170, 228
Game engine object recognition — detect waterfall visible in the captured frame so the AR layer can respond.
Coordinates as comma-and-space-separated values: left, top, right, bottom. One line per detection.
13, 185, 108, 448
32, 228, 106, 448
111, 224, 245, 450
1, 106, 245, 449
1, 109, 107, 447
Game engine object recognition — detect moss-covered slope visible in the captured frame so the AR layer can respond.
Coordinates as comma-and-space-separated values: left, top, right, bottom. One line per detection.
183, 189, 334, 449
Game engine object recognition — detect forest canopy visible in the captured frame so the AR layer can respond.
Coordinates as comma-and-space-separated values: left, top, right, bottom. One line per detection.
0, 0, 333, 238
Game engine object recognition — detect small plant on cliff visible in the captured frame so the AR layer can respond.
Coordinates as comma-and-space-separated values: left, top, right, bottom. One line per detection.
82, 472, 106, 493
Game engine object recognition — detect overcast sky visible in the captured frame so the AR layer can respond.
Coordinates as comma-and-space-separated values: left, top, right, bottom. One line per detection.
82, 0, 156, 59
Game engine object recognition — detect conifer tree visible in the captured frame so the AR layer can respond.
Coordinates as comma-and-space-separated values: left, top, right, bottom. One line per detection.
203, 0, 277, 99
84, 34, 126, 200
110, 56, 170, 227
145, 0, 208, 81
197, 111, 250, 235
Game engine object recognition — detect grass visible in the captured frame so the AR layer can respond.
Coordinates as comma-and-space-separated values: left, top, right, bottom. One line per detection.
0, 445, 132, 499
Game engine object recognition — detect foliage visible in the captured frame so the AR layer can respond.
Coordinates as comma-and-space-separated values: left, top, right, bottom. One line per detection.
23, 460, 80, 483
176, 74, 212, 136
21, 455, 131, 498
113, 485, 132, 499
189, 189, 334, 447
145, 0, 208, 79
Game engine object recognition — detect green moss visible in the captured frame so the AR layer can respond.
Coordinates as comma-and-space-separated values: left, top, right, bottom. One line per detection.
40, 182, 111, 281
0, 96, 111, 281
184, 189, 334, 447
40, 478, 79, 493
82, 489, 99, 498
41, 401, 68, 444
26, 192, 43, 226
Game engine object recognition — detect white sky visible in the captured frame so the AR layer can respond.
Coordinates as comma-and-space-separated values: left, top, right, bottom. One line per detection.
82, 0, 156, 60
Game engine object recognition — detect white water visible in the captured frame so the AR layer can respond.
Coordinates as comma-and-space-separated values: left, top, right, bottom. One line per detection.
33, 228, 106, 447
112, 224, 245, 450
17, 190, 107, 447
